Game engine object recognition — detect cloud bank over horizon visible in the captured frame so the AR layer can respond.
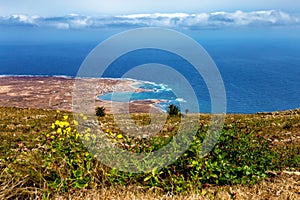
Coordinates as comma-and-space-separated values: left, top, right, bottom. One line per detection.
0, 10, 299, 30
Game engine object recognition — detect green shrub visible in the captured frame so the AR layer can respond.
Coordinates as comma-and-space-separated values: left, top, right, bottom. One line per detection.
106, 127, 283, 192
95, 106, 106, 117
167, 104, 180, 116
40, 112, 95, 193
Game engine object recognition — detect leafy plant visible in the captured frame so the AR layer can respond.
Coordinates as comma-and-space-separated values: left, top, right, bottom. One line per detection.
39, 112, 299, 193
39, 111, 96, 192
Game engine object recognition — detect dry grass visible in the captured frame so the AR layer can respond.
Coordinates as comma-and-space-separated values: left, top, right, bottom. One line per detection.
1, 175, 299, 200
52, 173, 299, 200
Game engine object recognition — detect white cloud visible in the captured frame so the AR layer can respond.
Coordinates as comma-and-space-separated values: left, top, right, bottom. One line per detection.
0, 10, 299, 29
53, 22, 70, 30
0, 14, 38, 27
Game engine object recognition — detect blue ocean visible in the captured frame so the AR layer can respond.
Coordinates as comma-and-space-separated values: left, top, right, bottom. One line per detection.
0, 29, 299, 113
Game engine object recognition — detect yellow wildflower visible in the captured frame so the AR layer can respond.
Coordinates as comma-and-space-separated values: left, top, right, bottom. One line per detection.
63, 115, 68, 120
57, 128, 62, 134
51, 123, 55, 129
117, 134, 123, 139
59, 121, 69, 128
66, 127, 71, 133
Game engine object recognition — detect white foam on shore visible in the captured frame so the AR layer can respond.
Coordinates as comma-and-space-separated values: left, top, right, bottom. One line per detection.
176, 98, 187, 102
131, 79, 172, 92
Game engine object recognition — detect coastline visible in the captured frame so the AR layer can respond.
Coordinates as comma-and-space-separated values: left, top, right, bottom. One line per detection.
0, 75, 163, 114
1, 75, 300, 115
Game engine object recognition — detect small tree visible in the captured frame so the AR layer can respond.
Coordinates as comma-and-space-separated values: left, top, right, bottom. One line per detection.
95, 106, 106, 117
167, 104, 180, 116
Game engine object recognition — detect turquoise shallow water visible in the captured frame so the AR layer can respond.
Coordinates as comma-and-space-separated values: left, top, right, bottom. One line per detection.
98, 82, 182, 112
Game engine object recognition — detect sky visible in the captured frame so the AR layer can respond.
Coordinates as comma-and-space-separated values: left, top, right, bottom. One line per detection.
0, 0, 299, 31
0, 0, 300, 16
0, 0, 299, 43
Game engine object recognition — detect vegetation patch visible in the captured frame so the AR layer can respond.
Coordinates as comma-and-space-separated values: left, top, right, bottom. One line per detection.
0, 106, 299, 199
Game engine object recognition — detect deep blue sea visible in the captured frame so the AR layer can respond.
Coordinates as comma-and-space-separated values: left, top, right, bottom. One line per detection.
0, 31, 299, 113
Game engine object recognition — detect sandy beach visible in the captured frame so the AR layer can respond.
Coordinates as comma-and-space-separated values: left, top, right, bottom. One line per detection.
0, 76, 162, 114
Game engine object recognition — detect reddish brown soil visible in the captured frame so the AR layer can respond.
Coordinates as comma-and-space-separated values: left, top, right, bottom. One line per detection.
0, 76, 161, 114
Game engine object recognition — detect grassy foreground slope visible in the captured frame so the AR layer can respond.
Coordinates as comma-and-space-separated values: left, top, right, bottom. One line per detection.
0, 106, 299, 199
